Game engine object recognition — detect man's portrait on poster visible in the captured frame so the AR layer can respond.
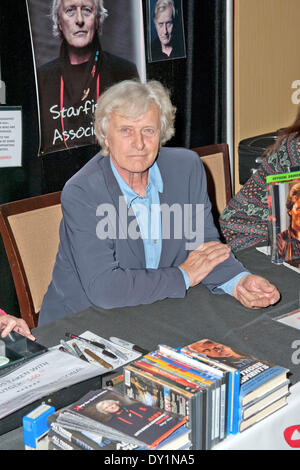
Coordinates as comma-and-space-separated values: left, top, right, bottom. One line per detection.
147, 0, 186, 63
26, 0, 141, 155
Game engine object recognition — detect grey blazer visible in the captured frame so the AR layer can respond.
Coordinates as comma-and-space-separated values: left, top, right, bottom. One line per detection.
38, 147, 245, 326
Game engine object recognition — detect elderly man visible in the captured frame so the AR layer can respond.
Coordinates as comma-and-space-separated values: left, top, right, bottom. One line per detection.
150, 0, 185, 61
37, 0, 138, 154
38, 79, 280, 326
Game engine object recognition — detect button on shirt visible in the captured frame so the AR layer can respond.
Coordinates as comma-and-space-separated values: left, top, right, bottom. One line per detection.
110, 159, 248, 294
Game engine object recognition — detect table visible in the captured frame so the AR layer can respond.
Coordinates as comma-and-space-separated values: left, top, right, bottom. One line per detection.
34, 247, 300, 385
1, 247, 300, 450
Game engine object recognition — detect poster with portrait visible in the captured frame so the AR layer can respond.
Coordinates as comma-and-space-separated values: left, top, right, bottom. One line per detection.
267, 172, 300, 268
147, 0, 186, 63
26, 0, 146, 156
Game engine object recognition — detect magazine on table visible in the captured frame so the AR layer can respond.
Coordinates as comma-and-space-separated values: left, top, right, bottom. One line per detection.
55, 388, 188, 449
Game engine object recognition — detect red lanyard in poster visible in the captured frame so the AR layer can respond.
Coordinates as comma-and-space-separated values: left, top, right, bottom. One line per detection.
59, 52, 100, 149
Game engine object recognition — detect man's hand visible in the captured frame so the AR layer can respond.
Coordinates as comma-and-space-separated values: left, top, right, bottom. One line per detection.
0, 314, 35, 341
179, 241, 231, 287
232, 274, 280, 309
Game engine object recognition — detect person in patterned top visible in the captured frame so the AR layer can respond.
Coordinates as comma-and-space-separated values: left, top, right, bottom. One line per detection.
220, 110, 300, 252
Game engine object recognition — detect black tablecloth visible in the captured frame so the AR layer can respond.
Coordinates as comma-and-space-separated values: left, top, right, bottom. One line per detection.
33, 248, 300, 385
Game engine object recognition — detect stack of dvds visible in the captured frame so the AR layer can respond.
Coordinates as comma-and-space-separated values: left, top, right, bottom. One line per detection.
47, 388, 191, 451
123, 346, 229, 450
123, 340, 290, 448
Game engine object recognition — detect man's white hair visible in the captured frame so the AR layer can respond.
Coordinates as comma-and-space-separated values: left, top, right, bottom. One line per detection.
96, 399, 120, 415
51, 0, 108, 38
153, 0, 176, 20
94, 79, 176, 156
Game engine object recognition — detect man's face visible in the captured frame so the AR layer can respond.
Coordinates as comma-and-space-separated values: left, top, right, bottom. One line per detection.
191, 341, 236, 358
98, 400, 120, 414
104, 105, 161, 183
154, 6, 174, 47
58, 0, 98, 49
290, 198, 300, 230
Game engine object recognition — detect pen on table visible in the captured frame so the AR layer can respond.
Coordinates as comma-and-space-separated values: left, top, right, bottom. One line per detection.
109, 337, 148, 355
99, 340, 129, 361
59, 346, 70, 354
84, 348, 113, 369
59, 340, 78, 357
72, 342, 89, 362
65, 332, 117, 360
106, 374, 124, 387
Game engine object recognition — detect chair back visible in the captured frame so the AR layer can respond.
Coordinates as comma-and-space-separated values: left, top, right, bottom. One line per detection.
0, 192, 62, 328
191, 143, 232, 226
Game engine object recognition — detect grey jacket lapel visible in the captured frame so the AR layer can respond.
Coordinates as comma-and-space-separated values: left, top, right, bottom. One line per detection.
99, 156, 146, 264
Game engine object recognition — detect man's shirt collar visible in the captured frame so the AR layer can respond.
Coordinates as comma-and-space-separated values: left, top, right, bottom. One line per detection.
110, 158, 163, 207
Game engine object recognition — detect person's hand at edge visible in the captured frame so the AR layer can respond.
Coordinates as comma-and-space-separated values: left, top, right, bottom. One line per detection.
0, 314, 35, 341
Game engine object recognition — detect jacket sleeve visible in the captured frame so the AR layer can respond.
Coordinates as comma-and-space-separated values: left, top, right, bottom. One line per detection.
188, 153, 246, 293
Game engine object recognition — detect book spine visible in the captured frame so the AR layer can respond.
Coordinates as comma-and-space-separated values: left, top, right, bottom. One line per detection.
180, 348, 237, 436
137, 354, 217, 449
133, 359, 202, 390
148, 351, 217, 383
129, 361, 199, 395
151, 353, 221, 446
49, 422, 99, 450
158, 344, 224, 377
48, 430, 83, 450
239, 365, 287, 401
142, 353, 214, 386
230, 369, 241, 434
158, 344, 227, 441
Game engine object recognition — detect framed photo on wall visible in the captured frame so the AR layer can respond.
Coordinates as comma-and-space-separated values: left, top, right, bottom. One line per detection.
147, 0, 186, 63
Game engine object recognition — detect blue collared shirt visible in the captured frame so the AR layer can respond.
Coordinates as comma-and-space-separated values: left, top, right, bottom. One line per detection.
110, 159, 249, 294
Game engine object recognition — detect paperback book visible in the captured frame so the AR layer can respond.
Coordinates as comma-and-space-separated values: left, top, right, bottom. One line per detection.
179, 339, 289, 434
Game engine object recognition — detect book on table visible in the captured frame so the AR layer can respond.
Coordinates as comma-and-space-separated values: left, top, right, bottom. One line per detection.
179, 338, 289, 434
51, 388, 189, 450
48, 413, 191, 451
